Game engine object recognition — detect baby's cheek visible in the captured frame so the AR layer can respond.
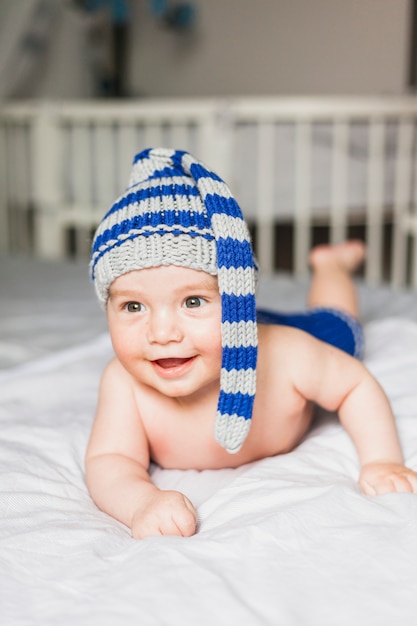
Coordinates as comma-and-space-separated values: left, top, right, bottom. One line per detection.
110, 332, 141, 367
209, 338, 222, 365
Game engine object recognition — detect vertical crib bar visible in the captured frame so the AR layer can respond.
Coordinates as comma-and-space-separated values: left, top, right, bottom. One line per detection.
13, 123, 31, 252
94, 122, 116, 208
69, 122, 94, 256
71, 122, 92, 208
256, 121, 275, 273
31, 105, 64, 258
117, 122, 137, 193
409, 149, 417, 288
330, 120, 349, 244
143, 124, 164, 151
294, 121, 312, 276
195, 114, 215, 165
168, 123, 189, 151
6, 124, 19, 249
391, 118, 414, 287
411, 226, 417, 288
365, 119, 385, 283
198, 105, 234, 184
0, 123, 9, 252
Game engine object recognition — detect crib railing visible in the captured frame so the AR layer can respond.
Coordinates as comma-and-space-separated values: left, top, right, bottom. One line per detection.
1, 97, 417, 287
231, 98, 417, 287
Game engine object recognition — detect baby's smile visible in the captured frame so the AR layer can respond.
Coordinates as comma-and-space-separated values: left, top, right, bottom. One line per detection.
151, 356, 196, 375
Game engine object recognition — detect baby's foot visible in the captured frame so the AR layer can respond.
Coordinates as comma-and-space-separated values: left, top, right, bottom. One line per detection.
309, 240, 366, 273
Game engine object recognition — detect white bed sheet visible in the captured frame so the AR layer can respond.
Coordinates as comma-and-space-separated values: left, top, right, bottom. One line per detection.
1, 257, 417, 625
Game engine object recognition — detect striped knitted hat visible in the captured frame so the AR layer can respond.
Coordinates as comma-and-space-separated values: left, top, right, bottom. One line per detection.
90, 147, 258, 453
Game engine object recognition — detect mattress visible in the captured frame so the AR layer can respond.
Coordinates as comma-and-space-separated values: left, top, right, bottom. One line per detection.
1, 256, 417, 625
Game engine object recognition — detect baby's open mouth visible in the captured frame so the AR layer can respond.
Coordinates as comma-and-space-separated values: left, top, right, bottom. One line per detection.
153, 357, 194, 369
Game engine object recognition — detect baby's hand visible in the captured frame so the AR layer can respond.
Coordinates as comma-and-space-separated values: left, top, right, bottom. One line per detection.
131, 490, 197, 539
359, 462, 417, 495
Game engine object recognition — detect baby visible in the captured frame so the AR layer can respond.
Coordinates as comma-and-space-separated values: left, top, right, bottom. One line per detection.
85, 147, 417, 539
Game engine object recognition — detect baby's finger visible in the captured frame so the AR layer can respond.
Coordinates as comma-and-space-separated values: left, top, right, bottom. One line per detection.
370, 480, 394, 496
137, 517, 183, 538
388, 474, 414, 493
171, 506, 197, 537
359, 479, 377, 496
403, 472, 417, 493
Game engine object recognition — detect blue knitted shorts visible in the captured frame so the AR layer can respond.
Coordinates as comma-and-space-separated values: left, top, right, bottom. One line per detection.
256, 307, 364, 359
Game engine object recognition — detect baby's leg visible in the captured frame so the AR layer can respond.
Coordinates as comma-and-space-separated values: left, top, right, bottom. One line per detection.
307, 240, 366, 318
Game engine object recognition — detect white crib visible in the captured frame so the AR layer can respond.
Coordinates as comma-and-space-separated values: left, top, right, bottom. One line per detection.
1, 96, 417, 286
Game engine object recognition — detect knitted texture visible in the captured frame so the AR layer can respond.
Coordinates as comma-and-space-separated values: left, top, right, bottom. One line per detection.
90, 147, 258, 453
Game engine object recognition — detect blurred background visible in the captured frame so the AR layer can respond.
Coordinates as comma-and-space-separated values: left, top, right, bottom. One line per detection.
0, 0, 414, 101
1, 0, 417, 281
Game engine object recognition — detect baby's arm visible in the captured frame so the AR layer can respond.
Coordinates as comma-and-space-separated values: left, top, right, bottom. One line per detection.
289, 330, 417, 495
85, 359, 197, 539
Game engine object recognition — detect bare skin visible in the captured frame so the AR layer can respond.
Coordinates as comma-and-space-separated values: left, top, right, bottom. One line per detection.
308, 240, 366, 316
85, 241, 417, 539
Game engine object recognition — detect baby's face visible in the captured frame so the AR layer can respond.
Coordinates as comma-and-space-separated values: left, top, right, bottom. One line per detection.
106, 265, 222, 400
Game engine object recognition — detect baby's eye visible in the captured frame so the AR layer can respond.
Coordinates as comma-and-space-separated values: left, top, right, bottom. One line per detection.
125, 301, 144, 313
184, 296, 205, 309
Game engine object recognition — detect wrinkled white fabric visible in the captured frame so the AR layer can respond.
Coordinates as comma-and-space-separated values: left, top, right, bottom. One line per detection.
1, 258, 417, 625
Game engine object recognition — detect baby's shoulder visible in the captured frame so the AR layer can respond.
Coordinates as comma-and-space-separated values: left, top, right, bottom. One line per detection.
102, 356, 127, 379
100, 357, 135, 394
99, 357, 163, 408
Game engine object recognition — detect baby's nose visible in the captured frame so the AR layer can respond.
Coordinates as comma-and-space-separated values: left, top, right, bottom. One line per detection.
147, 310, 182, 344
